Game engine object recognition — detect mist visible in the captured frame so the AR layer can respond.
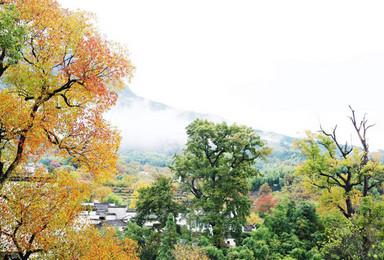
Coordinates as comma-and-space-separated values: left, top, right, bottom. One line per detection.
105, 95, 223, 153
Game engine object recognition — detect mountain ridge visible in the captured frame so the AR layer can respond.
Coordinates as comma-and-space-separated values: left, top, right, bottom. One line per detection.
107, 86, 300, 156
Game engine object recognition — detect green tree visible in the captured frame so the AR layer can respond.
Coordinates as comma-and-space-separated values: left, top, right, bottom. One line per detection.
321, 197, 384, 259
171, 119, 271, 248
0, 3, 25, 77
246, 199, 324, 259
125, 222, 160, 260
158, 213, 178, 260
134, 177, 184, 230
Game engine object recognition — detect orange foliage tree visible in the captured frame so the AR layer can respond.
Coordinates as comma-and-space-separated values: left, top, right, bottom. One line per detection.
253, 194, 278, 217
46, 226, 140, 260
0, 0, 134, 185
0, 172, 140, 259
0, 172, 87, 258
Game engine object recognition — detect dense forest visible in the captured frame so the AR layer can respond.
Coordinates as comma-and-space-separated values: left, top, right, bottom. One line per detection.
1, 1, 384, 260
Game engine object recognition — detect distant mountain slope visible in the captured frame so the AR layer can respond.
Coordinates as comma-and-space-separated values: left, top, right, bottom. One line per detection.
105, 86, 224, 154
106, 86, 302, 163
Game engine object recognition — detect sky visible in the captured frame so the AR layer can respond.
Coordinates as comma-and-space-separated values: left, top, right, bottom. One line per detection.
58, 0, 384, 150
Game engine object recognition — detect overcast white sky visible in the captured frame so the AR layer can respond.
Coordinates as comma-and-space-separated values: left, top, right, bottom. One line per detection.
58, 0, 384, 150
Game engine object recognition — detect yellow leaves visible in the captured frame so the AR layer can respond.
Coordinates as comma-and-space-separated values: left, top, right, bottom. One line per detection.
174, 243, 209, 260
246, 212, 264, 225
0, 172, 90, 256
92, 186, 112, 202
129, 181, 151, 208
372, 152, 382, 163
319, 186, 346, 207
0, 171, 140, 259
52, 226, 140, 260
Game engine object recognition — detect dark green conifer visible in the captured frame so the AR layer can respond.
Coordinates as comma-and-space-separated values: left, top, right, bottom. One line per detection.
157, 213, 177, 260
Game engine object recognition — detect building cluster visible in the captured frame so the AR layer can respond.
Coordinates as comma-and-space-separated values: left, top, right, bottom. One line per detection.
81, 202, 136, 231
80, 202, 256, 247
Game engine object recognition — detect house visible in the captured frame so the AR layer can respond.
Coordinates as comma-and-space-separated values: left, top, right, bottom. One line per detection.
81, 202, 129, 231
81, 202, 255, 246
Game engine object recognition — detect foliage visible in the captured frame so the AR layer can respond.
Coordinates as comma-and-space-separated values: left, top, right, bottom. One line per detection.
240, 237, 269, 260
125, 222, 161, 260
0, 172, 89, 258
134, 177, 184, 230
250, 164, 295, 192
0, 2, 25, 76
203, 245, 225, 260
242, 199, 324, 259
158, 213, 178, 260
0, 0, 133, 185
320, 197, 384, 259
92, 186, 112, 202
171, 119, 271, 247
246, 212, 264, 226
105, 192, 124, 205
121, 151, 172, 167
47, 226, 140, 260
295, 109, 384, 218
197, 236, 211, 247
253, 194, 278, 217
173, 243, 209, 260
259, 183, 272, 195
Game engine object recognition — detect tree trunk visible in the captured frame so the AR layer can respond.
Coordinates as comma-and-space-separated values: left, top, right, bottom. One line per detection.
345, 196, 354, 218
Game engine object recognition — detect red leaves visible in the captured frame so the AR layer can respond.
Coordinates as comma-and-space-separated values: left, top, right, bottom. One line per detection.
254, 194, 278, 216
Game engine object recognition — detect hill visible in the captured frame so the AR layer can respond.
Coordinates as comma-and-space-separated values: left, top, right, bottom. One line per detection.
106, 87, 304, 185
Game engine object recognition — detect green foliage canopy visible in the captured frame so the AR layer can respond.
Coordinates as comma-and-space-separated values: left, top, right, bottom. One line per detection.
171, 119, 271, 248
134, 177, 184, 230
0, 3, 25, 76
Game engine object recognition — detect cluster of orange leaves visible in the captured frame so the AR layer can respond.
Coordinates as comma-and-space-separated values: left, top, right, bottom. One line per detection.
0, 0, 134, 184
0, 172, 140, 259
0, 0, 140, 258
253, 194, 278, 215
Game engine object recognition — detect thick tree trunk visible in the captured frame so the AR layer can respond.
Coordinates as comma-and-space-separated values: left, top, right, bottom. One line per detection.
363, 175, 369, 197
345, 197, 354, 218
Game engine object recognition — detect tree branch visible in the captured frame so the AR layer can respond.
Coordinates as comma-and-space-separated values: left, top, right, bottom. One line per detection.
320, 124, 352, 158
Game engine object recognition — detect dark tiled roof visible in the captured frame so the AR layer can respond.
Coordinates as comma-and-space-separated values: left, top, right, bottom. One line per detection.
109, 205, 127, 208
96, 210, 106, 216
94, 203, 109, 211
106, 220, 127, 226
243, 225, 255, 233
95, 220, 127, 229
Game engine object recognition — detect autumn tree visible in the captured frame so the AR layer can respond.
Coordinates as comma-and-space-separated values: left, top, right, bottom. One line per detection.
320, 198, 384, 259
254, 194, 278, 217
48, 226, 140, 260
92, 186, 113, 202
295, 107, 384, 218
259, 183, 272, 195
173, 244, 209, 260
171, 119, 271, 248
0, 172, 89, 259
0, 0, 133, 185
